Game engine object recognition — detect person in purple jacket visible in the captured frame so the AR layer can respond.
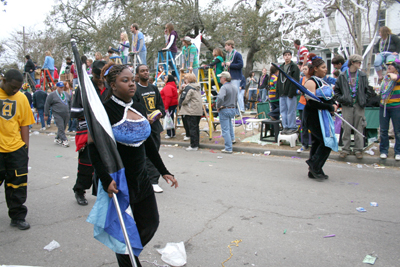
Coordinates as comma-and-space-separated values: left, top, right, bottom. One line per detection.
222, 40, 244, 112
163, 23, 179, 77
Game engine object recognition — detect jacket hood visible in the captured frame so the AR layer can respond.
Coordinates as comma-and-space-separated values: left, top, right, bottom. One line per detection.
189, 82, 201, 91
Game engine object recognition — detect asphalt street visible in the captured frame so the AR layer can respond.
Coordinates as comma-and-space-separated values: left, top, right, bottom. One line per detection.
0, 133, 399, 267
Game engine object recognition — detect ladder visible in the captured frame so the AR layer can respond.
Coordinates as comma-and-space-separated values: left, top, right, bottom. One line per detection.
41, 69, 56, 90
24, 72, 36, 91
198, 66, 220, 140
128, 52, 142, 74
155, 50, 180, 85
110, 56, 123, 65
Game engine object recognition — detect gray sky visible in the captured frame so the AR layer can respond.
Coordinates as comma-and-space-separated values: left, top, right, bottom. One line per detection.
0, 0, 55, 39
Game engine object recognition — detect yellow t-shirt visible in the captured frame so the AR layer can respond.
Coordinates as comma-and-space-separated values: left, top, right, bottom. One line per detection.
0, 88, 35, 153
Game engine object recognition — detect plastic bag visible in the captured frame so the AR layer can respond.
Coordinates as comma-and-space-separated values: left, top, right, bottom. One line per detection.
163, 111, 174, 131
157, 242, 187, 266
44, 240, 60, 251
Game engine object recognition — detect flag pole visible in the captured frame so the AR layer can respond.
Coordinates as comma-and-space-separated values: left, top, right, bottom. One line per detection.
112, 193, 138, 267
334, 112, 365, 138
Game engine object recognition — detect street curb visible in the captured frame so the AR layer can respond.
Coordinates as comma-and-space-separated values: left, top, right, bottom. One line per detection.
162, 140, 400, 167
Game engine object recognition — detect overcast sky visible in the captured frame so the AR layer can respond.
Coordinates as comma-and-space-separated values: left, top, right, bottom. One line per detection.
0, 0, 56, 39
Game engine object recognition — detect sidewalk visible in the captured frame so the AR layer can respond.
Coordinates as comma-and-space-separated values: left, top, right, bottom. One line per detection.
30, 120, 400, 167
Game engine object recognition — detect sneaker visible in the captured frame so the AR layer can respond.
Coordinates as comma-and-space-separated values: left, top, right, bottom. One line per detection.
297, 146, 307, 153
165, 135, 171, 139
380, 153, 387, 159
221, 149, 233, 154
183, 136, 190, 141
232, 140, 237, 144
186, 146, 198, 151
355, 151, 363, 159
54, 139, 62, 145
288, 129, 298, 134
75, 192, 88, 205
62, 140, 69, 147
10, 219, 30, 230
47, 125, 51, 128
40, 127, 46, 131
281, 128, 288, 135
395, 154, 400, 161
152, 184, 163, 193
339, 152, 347, 159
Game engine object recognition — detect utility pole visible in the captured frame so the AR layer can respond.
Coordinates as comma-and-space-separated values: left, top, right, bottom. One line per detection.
23, 26, 26, 56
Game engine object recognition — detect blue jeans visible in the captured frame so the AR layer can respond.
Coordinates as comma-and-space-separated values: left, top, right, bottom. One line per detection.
37, 108, 45, 128
138, 51, 147, 65
248, 90, 257, 109
29, 72, 35, 83
279, 96, 297, 129
68, 118, 78, 131
374, 52, 399, 72
35, 79, 40, 85
231, 79, 243, 112
219, 108, 236, 151
259, 88, 267, 102
379, 107, 400, 155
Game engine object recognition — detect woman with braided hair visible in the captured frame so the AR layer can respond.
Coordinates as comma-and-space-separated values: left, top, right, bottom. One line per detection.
303, 53, 338, 180
88, 62, 178, 267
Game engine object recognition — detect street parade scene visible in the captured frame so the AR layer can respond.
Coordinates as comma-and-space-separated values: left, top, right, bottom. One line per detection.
0, 0, 400, 266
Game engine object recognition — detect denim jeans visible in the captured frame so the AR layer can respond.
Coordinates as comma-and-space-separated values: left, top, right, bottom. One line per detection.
379, 107, 400, 155
268, 101, 280, 120
259, 88, 267, 102
37, 108, 45, 128
374, 52, 399, 72
29, 72, 35, 83
219, 108, 236, 151
279, 96, 297, 129
68, 118, 78, 131
138, 51, 147, 65
231, 79, 243, 112
35, 79, 40, 85
248, 89, 257, 110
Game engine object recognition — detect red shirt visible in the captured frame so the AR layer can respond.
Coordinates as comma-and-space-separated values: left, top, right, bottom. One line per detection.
160, 81, 178, 110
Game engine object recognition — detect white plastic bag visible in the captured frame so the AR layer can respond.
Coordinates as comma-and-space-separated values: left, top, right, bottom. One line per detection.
157, 242, 187, 266
163, 111, 174, 131
44, 240, 60, 251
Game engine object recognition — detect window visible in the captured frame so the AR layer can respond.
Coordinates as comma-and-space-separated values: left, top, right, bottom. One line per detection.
378, 9, 386, 29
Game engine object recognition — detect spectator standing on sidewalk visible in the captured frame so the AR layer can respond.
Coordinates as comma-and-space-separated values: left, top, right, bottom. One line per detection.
33, 85, 48, 130
258, 68, 269, 103
216, 71, 237, 154
44, 82, 71, 148
335, 54, 371, 159
268, 65, 280, 120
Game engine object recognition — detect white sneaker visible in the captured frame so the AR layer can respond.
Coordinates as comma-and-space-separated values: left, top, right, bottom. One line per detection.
232, 140, 236, 144
54, 139, 61, 145
221, 149, 233, 154
395, 154, 400, 161
297, 146, 307, 153
62, 140, 69, 147
152, 184, 163, 193
183, 136, 190, 141
40, 127, 46, 131
380, 153, 387, 159
186, 146, 198, 151
47, 125, 51, 128
165, 135, 171, 139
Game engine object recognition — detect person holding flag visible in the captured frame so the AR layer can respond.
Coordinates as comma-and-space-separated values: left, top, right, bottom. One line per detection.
303, 54, 338, 179
87, 62, 178, 266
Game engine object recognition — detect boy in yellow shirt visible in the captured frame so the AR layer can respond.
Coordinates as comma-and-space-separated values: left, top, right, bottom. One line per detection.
0, 69, 35, 230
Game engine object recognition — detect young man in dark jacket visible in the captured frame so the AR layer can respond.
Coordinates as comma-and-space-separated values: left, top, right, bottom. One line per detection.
24, 55, 36, 83
277, 50, 300, 134
258, 67, 269, 102
33, 85, 48, 130
222, 40, 244, 112
334, 54, 372, 159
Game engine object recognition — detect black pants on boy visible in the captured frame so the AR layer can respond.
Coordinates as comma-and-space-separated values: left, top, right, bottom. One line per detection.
147, 132, 161, 185
73, 146, 94, 194
0, 145, 29, 220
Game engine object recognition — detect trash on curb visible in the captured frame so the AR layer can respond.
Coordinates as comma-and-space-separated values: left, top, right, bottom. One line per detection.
157, 242, 187, 266
370, 202, 378, 207
62, 176, 69, 179
323, 234, 335, 238
168, 155, 174, 158
363, 254, 377, 265
264, 151, 271, 156
217, 156, 223, 159
356, 207, 367, 212
44, 240, 60, 251
357, 164, 363, 168
48, 133, 55, 136
33, 131, 40, 135
291, 156, 300, 159
55, 155, 62, 158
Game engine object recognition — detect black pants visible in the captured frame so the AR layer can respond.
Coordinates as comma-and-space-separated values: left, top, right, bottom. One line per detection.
166, 105, 177, 137
299, 110, 310, 148
116, 193, 159, 267
147, 132, 161, 185
268, 101, 280, 120
184, 115, 201, 148
307, 127, 331, 174
73, 146, 94, 194
0, 145, 29, 220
